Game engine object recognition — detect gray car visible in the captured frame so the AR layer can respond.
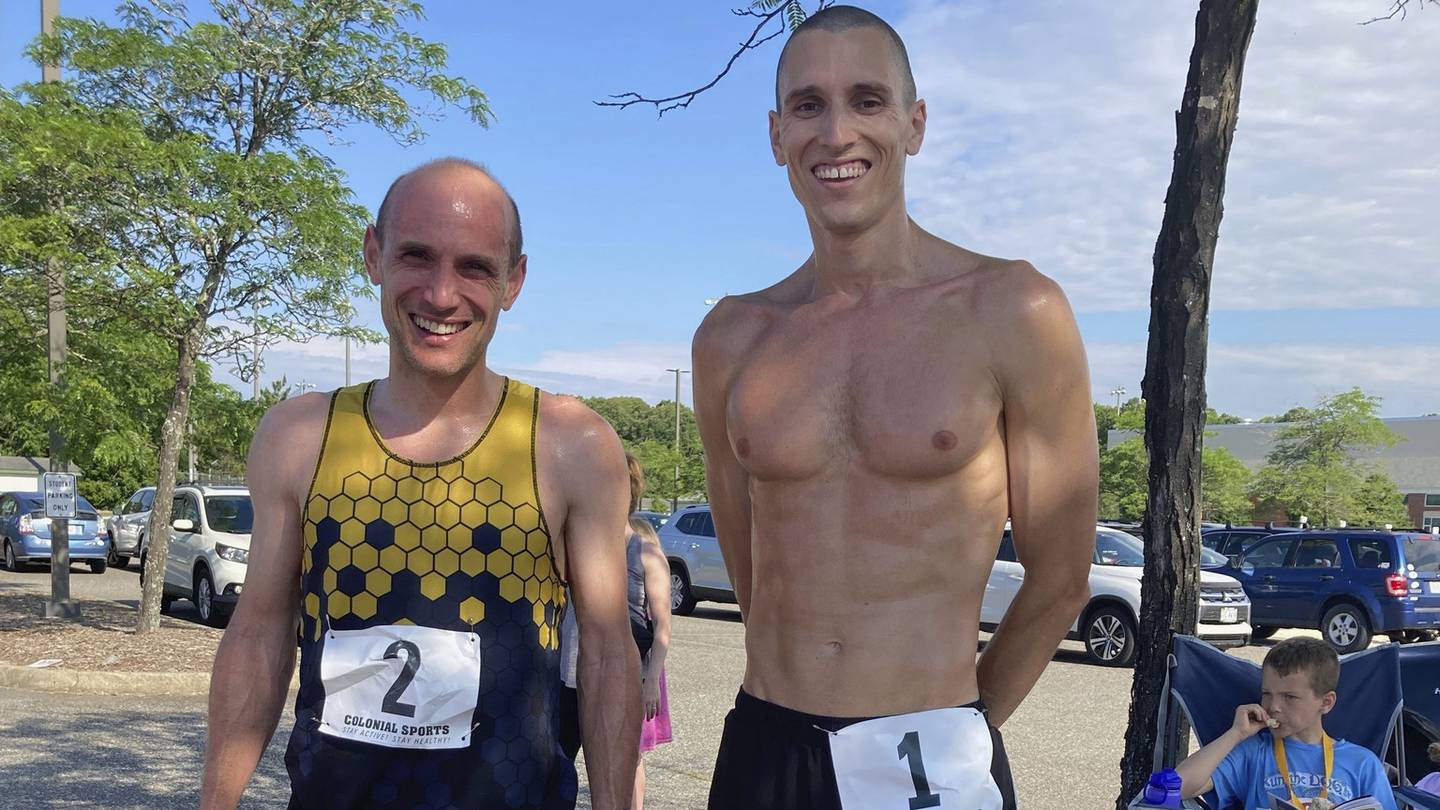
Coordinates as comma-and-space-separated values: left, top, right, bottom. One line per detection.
656, 504, 736, 615
106, 486, 155, 569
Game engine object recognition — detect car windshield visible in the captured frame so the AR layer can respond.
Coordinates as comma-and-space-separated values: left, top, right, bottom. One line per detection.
1095, 528, 1146, 566
1404, 536, 1440, 572
205, 495, 253, 534
1200, 546, 1228, 566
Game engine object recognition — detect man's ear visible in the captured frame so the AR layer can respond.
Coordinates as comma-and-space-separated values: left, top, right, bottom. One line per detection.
1320, 690, 1337, 714
769, 109, 785, 166
906, 98, 927, 156
363, 225, 383, 285
502, 254, 527, 311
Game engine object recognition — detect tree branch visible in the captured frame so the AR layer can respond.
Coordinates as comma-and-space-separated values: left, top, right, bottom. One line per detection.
1361, 0, 1434, 24
596, 5, 791, 116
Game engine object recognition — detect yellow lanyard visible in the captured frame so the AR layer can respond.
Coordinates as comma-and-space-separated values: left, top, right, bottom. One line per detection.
1273, 732, 1333, 806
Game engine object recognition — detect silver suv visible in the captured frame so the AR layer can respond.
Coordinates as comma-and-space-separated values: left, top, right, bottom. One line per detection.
656, 504, 736, 615
107, 486, 156, 569
138, 484, 253, 626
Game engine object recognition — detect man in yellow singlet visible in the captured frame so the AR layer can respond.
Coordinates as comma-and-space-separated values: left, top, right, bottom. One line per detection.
199, 158, 641, 810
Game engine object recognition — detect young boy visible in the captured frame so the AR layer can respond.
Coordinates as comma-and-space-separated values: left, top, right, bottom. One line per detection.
1176, 637, 1396, 809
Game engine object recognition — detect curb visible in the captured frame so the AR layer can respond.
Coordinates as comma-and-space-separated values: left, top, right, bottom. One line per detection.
0, 664, 301, 696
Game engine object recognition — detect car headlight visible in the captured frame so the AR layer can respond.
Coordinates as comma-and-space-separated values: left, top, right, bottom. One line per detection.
215, 543, 249, 564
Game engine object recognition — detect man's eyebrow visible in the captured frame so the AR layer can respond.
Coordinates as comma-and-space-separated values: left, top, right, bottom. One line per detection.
783, 82, 895, 105
392, 240, 433, 255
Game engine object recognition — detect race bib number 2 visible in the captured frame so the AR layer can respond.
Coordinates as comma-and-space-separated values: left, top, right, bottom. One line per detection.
318, 625, 481, 750
828, 706, 1002, 810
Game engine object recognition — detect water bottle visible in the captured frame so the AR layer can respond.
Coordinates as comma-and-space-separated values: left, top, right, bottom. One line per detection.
1143, 768, 1184, 808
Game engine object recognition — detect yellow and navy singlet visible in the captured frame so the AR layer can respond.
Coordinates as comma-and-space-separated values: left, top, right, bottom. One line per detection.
284, 379, 573, 810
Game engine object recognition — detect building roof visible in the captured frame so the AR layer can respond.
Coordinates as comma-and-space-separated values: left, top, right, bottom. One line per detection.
1109, 415, 1440, 493
0, 455, 83, 476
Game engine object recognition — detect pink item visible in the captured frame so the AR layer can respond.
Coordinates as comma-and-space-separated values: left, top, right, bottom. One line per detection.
639, 668, 673, 753
1417, 770, 1440, 796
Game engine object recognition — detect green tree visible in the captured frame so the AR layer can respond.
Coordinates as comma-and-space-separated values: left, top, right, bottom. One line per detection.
1257, 406, 1312, 424
1099, 438, 1148, 521
1350, 472, 1410, 528
1094, 403, 1117, 451
1206, 407, 1244, 425
1201, 446, 1252, 524
1248, 389, 1402, 527
583, 395, 706, 509
23, 0, 490, 632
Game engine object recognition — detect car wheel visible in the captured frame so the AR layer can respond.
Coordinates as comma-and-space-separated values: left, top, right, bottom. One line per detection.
1083, 605, 1138, 667
3, 539, 19, 572
1250, 625, 1278, 641
670, 565, 697, 616
1321, 603, 1371, 654
106, 538, 129, 569
88, 559, 107, 574
194, 568, 227, 628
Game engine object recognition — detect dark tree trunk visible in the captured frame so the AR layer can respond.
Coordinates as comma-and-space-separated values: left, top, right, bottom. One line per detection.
1115, 1, 1258, 805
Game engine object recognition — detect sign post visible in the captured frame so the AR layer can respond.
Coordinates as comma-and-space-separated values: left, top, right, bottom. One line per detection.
43, 471, 78, 619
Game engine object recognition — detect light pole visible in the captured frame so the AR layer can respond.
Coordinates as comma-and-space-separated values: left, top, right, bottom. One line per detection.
1111, 385, 1127, 423
344, 335, 352, 387
665, 368, 691, 513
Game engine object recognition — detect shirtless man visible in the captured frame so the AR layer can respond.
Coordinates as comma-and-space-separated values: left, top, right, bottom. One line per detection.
200, 158, 640, 810
693, 7, 1098, 809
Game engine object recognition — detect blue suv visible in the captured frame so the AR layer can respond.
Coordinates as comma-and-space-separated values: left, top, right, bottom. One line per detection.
1215, 530, 1440, 653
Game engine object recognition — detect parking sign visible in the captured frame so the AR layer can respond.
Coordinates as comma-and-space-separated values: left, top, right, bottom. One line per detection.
43, 472, 77, 519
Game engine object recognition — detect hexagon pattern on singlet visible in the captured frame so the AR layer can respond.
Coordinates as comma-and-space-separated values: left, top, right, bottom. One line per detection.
299, 458, 561, 649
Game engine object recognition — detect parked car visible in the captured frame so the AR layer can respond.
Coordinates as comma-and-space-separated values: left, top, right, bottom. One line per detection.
1214, 529, 1440, 653
1, 491, 110, 573
657, 504, 736, 615
106, 486, 156, 570
982, 525, 1253, 667
138, 484, 253, 626
1201, 524, 1303, 558
634, 511, 669, 533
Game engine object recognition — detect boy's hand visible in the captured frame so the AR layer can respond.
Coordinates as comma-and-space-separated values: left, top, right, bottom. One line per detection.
1231, 704, 1272, 738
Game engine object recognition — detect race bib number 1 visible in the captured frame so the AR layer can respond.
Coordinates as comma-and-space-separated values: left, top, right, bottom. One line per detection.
828, 706, 1002, 810
318, 625, 481, 750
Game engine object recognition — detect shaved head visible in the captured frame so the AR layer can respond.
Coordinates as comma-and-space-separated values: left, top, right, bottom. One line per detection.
375, 157, 524, 268
775, 5, 916, 111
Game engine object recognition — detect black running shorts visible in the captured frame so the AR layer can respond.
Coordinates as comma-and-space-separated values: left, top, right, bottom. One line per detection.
707, 689, 1018, 810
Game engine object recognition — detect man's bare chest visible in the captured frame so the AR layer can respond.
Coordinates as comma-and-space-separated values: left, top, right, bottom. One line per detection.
725, 308, 1002, 481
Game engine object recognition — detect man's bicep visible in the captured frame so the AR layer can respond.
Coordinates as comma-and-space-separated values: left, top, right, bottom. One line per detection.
232, 405, 312, 628
562, 428, 631, 637
1002, 276, 1098, 570
692, 322, 753, 605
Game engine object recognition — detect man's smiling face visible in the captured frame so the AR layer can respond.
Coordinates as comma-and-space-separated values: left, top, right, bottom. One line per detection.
364, 164, 525, 380
769, 27, 926, 235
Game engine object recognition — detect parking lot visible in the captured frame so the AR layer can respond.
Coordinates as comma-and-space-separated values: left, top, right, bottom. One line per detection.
2, 563, 1307, 809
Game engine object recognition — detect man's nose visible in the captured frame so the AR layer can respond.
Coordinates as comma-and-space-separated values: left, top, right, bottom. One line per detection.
818, 108, 856, 150
422, 266, 460, 309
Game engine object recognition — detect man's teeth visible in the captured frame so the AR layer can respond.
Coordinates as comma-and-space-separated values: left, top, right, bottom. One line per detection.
414, 315, 467, 335
814, 162, 868, 180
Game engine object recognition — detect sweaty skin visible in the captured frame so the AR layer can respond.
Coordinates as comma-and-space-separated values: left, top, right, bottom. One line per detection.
693, 26, 1097, 725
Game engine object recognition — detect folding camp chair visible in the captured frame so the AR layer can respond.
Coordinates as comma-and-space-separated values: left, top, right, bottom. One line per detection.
1131, 634, 1440, 809
1399, 641, 1440, 793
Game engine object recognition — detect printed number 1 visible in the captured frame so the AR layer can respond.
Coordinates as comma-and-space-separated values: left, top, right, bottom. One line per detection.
381, 640, 421, 718
897, 731, 942, 809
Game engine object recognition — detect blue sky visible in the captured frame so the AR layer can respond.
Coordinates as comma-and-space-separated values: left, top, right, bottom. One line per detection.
4, 1, 1438, 418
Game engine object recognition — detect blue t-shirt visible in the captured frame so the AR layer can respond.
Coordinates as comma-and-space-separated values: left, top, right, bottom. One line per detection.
1211, 730, 1395, 810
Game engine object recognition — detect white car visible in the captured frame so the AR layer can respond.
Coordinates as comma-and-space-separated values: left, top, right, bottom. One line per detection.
981, 524, 1252, 666
138, 484, 252, 626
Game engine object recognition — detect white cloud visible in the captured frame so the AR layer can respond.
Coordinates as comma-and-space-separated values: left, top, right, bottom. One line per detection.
898, 1, 1440, 312
1086, 340, 1440, 419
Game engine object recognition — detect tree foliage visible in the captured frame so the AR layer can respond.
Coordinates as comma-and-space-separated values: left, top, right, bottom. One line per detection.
582, 396, 705, 510
1249, 389, 1402, 527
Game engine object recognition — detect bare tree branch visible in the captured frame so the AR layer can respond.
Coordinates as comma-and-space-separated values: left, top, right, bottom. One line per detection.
597, 6, 787, 116
598, 2, 832, 116
1361, 0, 1434, 24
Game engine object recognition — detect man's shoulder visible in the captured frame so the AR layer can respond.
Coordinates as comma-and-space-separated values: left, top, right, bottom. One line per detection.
248, 390, 334, 494
255, 390, 333, 448
535, 391, 623, 456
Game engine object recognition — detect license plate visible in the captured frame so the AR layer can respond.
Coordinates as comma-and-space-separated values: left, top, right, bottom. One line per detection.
1428, 582, 1439, 595
1221, 607, 1238, 623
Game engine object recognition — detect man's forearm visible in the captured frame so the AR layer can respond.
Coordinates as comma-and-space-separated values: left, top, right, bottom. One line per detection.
578, 640, 641, 810
200, 631, 296, 810
976, 577, 1087, 726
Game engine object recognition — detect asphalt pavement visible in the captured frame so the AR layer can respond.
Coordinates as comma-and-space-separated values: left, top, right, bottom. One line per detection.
2, 563, 1304, 809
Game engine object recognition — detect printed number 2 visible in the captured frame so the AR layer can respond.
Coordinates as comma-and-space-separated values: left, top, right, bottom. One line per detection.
381, 640, 421, 718
897, 731, 942, 809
